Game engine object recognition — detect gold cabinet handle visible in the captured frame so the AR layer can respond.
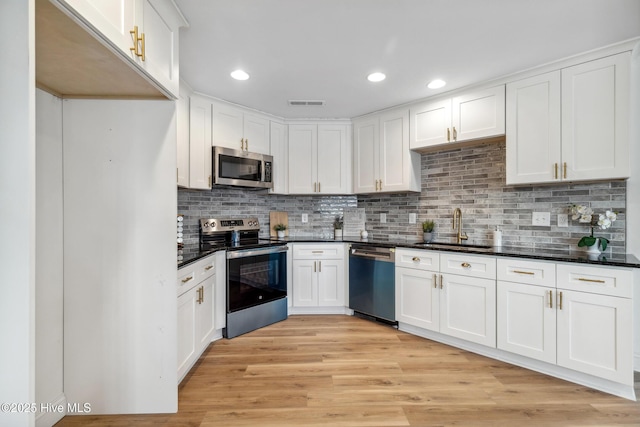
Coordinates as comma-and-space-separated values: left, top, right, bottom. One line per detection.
129, 26, 145, 60
379, 180, 382, 191
513, 270, 534, 275
196, 286, 203, 304
548, 290, 553, 309
140, 31, 145, 61
447, 128, 450, 142
563, 162, 567, 179
452, 126, 457, 141
433, 273, 438, 288
439, 274, 443, 289
554, 163, 558, 179
578, 278, 605, 284
318, 182, 321, 192
245, 139, 248, 151
314, 261, 317, 273
461, 262, 471, 268
412, 257, 420, 262
558, 291, 563, 310
318, 261, 322, 273
209, 175, 212, 187
205, 265, 213, 271
314, 182, 317, 192
311, 251, 324, 254
181, 275, 193, 283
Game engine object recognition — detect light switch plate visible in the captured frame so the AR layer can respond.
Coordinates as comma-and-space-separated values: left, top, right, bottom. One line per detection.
557, 214, 568, 227
409, 213, 417, 224
532, 212, 551, 226
301, 213, 308, 223
380, 213, 387, 223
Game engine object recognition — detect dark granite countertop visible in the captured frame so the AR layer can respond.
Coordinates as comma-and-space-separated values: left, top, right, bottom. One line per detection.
178, 238, 640, 270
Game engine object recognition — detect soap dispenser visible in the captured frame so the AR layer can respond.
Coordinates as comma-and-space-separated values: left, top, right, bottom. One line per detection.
493, 226, 502, 247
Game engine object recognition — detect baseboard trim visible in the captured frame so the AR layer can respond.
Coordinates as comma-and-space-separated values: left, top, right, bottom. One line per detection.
288, 306, 350, 315
36, 393, 66, 427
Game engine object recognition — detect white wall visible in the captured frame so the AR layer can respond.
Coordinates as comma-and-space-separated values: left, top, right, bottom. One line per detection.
0, 1, 36, 426
62, 99, 178, 414
35, 90, 65, 427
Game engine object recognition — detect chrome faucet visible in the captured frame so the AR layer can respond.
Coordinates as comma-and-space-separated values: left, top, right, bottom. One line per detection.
453, 208, 468, 244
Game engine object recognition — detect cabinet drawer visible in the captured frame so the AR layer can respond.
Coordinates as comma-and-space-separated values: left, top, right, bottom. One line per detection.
293, 243, 345, 259
497, 258, 556, 287
395, 248, 439, 271
177, 255, 216, 296
556, 263, 632, 298
440, 253, 496, 280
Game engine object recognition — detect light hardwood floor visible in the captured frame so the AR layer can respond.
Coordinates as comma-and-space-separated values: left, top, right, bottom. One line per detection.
57, 315, 640, 426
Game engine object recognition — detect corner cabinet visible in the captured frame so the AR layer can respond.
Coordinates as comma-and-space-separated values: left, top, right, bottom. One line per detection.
409, 85, 505, 151
54, 0, 187, 98
506, 52, 630, 185
288, 124, 351, 195
291, 244, 347, 313
353, 109, 420, 194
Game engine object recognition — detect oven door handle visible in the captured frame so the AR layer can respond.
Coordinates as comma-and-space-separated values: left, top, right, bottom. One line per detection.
226, 245, 289, 259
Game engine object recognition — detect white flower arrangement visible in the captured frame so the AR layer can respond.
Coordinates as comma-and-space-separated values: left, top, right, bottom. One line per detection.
568, 204, 617, 251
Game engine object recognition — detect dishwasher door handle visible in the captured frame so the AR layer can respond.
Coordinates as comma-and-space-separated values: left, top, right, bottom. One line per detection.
351, 249, 394, 262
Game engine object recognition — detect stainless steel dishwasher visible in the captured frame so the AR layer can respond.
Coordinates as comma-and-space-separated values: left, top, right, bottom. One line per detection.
348, 245, 397, 325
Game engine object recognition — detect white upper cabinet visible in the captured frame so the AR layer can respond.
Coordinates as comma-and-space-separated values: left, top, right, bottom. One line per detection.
213, 103, 270, 154
269, 121, 288, 194
561, 53, 630, 182
176, 81, 190, 187
189, 95, 212, 190
506, 52, 630, 185
353, 109, 420, 194
288, 124, 351, 195
55, 0, 186, 98
410, 86, 505, 151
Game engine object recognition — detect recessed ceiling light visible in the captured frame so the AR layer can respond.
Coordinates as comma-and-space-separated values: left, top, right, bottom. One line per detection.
367, 72, 386, 82
230, 69, 250, 81
427, 79, 446, 89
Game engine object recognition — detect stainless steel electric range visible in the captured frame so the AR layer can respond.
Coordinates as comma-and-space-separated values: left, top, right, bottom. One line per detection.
199, 218, 288, 338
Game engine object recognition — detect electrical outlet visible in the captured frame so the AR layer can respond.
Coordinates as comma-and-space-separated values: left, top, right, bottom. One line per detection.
301, 213, 308, 223
409, 213, 417, 224
557, 214, 568, 228
532, 212, 551, 226
380, 213, 387, 223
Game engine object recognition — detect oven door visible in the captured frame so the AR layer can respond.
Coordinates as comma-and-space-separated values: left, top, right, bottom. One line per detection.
226, 245, 287, 313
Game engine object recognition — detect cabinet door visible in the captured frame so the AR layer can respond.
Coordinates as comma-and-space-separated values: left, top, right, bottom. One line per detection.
379, 109, 414, 192
561, 53, 630, 181
189, 96, 212, 189
196, 275, 215, 351
176, 84, 190, 187
352, 117, 378, 194
288, 125, 317, 194
317, 259, 345, 306
410, 99, 450, 149
556, 290, 633, 385
137, 0, 180, 97
58, 0, 140, 56
506, 72, 561, 185
177, 287, 197, 381
497, 281, 556, 364
269, 121, 288, 194
292, 260, 318, 307
243, 114, 270, 154
213, 104, 244, 150
440, 274, 496, 347
317, 125, 349, 194
452, 85, 505, 142
395, 267, 439, 331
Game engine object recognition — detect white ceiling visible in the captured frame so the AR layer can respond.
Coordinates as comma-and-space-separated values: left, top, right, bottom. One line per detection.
175, 0, 640, 119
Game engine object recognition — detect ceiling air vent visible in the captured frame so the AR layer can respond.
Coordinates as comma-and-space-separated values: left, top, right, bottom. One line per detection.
288, 100, 325, 106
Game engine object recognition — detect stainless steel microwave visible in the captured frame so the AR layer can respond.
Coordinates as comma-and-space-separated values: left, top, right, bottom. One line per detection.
212, 146, 273, 189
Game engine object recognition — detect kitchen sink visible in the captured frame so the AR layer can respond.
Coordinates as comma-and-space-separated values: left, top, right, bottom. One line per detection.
414, 242, 494, 253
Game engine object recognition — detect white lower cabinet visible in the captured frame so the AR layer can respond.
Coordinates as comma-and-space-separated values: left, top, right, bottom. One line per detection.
177, 255, 216, 383
292, 244, 346, 309
496, 258, 634, 388
395, 249, 496, 347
